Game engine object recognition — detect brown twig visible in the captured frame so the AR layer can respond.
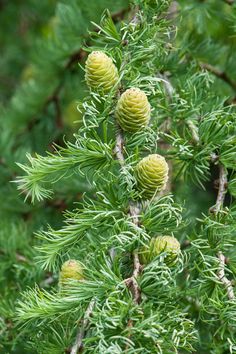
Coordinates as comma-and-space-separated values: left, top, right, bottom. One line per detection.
217, 251, 235, 300
113, 98, 142, 352
114, 128, 142, 304
114, 128, 125, 166
209, 165, 235, 300
157, 73, 174, 194
200, 62, 236, 91
114, 123, 142, 354
209, 164, 228, 214
70, 300, 95, 354
123, 251, 142, 351
186, 120, 200, 145
125, 252, 142, 305
15, 253, 28, 262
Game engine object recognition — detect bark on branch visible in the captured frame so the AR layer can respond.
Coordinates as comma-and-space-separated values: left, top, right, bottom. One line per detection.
210, 164, 228, 214
217, 251, 235, 300
114, 128, 142, 304
70, 300, 95, 354
114, 128, 125, 166
210, 164, 235, 300
125, 252, 142, 305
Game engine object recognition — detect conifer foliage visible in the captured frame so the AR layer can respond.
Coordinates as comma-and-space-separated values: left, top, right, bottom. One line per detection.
5, 0, 236, 353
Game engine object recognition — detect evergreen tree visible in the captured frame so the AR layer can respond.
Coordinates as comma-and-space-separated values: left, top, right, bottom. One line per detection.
1, 0, 236, 353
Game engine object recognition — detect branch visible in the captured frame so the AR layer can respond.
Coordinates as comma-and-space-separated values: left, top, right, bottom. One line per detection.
210, 164, 228, 214
114, 126, 142, 351
157, 73, 174, 194
124, 251, 142, 351
125, 252, 142, 305
200, 62, 236, 91
114, 128, 125, 166
186, 120, 200, 145
114, 129, 142, 304
217, 251, 235, 300
113, 4, 142, 297
209, 165, 235, 300
70, 299, 95, 354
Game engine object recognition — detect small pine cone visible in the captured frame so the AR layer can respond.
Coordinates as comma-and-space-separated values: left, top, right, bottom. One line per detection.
85, 51, 119, 93
115, 88, 150, 132
59, 260, 83, 285
135, 154, 168, 199
140, 236, 181, 265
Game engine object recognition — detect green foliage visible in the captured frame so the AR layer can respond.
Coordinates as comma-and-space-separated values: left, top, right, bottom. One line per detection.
1, 0, 236, 353
0, 1, 129, 352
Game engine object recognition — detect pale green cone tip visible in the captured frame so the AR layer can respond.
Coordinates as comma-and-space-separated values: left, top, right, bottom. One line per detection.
59, 259, 84, 285
139, 236, 181, 265
135, 154, 169, 199
115, 88, 151, 132
85, 51, 119, 93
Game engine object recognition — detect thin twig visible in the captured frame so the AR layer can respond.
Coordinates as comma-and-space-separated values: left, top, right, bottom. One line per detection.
114, 128, 125, 166
15, 253, 28, 262
114, 129, 142, 304
217, 251, 235, 300
159, 73, 175, 99
114, 125, 142, 350
125, 251, 142, 305
210, 164, 228, 214
157, 73, 174, 194
200, 62, 236, 91
70, 299, 95, 354
186, 120, 200, 145
210, 164, 235, 300
124, 251, 141, 351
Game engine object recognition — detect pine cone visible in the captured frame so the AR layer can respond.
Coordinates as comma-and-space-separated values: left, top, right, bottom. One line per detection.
135, 154, 168, 199
59, 259, 83, 284
85, 51, 119, 93
115, 88, 150, 132
140, 236, 181, 265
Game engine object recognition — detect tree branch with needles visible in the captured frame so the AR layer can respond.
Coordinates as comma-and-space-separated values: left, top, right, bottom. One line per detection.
172, 84, 234, 300
68, 8, 141, 353
70, 299, 95, 354
209, 164, 235, 300
114, 126, 142, 305
200, 62, 236, 92
114, 125, 142, 350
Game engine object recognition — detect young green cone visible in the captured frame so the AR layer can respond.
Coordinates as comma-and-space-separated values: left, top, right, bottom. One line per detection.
140, 236, 181, 265
85, 51, 119, 93
115, 88, 150, 132
135, 154, 168, 199
59, 259, 83, 285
